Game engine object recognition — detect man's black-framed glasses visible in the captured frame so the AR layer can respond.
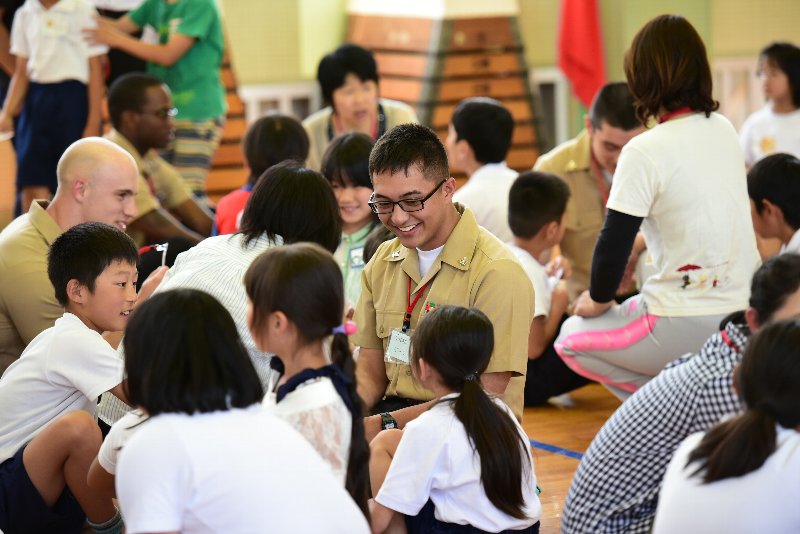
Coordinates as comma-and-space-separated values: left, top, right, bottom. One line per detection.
137, 107, 178, 119
368, 178, 447, 214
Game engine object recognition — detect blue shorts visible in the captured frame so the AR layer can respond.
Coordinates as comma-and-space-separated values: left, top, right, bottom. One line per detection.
15, 80, 87, 192
405, 499, 540, 534
0, 443, 86, 533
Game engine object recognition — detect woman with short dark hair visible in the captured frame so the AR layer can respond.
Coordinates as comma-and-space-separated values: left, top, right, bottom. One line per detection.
303, 43, 418, 170
555, 15, 761, 400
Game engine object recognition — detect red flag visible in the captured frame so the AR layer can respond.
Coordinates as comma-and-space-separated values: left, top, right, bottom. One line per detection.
558, 0, 607, 108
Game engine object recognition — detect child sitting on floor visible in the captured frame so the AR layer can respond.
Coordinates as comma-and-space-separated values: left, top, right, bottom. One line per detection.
747, 152, 800, 255
654, 318, 800, 533
112, 288, 370, 533
0, 222, 137, 534
245, 242, 370, 518
507, 171, 591, 406
369, 305, 541, 533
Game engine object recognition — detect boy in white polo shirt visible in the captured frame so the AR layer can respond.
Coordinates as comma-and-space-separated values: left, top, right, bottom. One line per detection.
0, 0, 106, 214
0, 222, 137, 534
507, 171, 592, 406
748, 153, 800, 255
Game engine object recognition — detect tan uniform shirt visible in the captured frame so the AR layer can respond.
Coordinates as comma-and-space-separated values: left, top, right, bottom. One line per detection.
534, 130, 606, 298
303, 98, 419, 171
0, 201, 64, 372
352, 205, 534, 420
105, 129, 192, 245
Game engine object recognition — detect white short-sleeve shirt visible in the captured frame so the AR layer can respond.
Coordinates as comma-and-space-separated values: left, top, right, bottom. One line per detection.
98, 409, 148, 475
607, 112, 760, 317
116, 406, 370, 534
0, 313, 124, 463
11, 0, 107, 84
739, 106, 800, 167
453, 162, 518, 243
375, 394, 541, 531
508, 244, 551, 318
653, 426, 800, 534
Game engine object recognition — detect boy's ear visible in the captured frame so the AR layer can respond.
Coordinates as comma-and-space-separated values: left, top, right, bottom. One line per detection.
761, 199, 786, 223
66, 279, 87, 305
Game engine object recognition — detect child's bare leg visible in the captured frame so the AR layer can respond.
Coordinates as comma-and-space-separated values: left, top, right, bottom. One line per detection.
22, 410, 116, 523
20, 185, 51, 212
369, 428, 403, 496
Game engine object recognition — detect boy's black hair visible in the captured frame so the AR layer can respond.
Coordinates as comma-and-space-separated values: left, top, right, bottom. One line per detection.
451, 97, 514, 164
240, 161, 342, 253
48, 222, 138, 307
508, 171, 571, 239
124, 289, 264, 416
321, 131, 375, 189
317, 43, 379, 108
748, 152, 800, 230
760, 42, 800, 108
107, 72, 164, 130
243, 113, 309, 184
588, 82, 642, 131
369, 123, 449, 183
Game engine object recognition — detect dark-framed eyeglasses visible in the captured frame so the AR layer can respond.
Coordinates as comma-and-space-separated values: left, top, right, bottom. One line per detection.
137, 107, 177, 119
368, 178, 447, 214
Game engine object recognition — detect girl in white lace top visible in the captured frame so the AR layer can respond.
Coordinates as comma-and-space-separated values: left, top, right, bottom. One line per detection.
245, 242, 369, 519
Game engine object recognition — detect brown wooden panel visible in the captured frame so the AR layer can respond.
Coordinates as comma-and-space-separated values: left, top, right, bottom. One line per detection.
440, 52, 521, 77
221, 117, 247, 141
374, 52, 429, 77
448, 18, 515, 51
221, 68, 237, 90
206, 167, 246, 194
437, 76, 527, 101
379, 78, 424, 103
430, 98, 532, 128
348, 15, 435, 52
211, 143, 243, 167
506, 146, 539, 169
226, 93, 244, 115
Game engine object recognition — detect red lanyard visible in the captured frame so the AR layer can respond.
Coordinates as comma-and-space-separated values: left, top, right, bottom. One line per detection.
720, 330, 741, 354
404, 277, 429, 333
658, 106, 693, 124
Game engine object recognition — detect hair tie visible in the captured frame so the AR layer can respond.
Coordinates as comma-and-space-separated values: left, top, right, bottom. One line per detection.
465, 372, 478, 382
332, 321, 357, 336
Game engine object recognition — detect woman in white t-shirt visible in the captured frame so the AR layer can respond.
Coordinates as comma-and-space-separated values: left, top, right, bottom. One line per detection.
110, 289, 369, 534
369, 306, 541, 533
245, 243, 370, 518
555, 14, 760, 400
654, 319, 800, 534
739, 42, 800, 168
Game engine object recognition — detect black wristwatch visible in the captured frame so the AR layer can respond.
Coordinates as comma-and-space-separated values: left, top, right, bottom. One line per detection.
380, 412, 398, 430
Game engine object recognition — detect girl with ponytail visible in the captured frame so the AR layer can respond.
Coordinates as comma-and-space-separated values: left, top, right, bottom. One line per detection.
245, 243, 369, 518
654, 319, 800, 534
369, 305, 541, 534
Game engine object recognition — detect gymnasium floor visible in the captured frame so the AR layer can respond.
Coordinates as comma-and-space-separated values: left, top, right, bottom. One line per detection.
522, 384, 621, 533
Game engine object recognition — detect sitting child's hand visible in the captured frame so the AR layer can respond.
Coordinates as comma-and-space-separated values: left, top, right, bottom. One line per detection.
546, 256, 572, 280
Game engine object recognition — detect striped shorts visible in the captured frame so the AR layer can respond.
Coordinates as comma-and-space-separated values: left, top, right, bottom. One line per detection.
162, 116, 225, 201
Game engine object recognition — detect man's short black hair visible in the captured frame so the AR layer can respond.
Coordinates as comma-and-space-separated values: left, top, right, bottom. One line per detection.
369, 123, 449, 183
748, 152, 800, 230
508, 171, 571, 238
588, 82, 641, 131
451, 97, 514, 164
48, 222, 139, 307
107, 72, 164, 130
317, 43, 379, 107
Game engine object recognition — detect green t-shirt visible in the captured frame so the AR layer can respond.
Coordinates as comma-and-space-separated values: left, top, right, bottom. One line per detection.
129, 0, 226, 120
